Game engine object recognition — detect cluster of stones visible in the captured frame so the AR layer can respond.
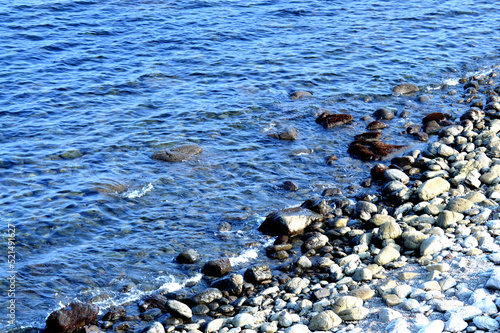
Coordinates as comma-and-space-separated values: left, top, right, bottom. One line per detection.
45, 74, 500, 333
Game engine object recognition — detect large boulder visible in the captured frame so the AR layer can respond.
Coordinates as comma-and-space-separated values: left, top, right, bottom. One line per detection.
202, 258, 231, 277
244, 264, 272, 284
46, 302, 99, 333
258, 207, 322, 236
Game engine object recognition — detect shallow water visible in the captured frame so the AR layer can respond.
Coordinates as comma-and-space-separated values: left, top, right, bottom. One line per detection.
1, 0, 500, 329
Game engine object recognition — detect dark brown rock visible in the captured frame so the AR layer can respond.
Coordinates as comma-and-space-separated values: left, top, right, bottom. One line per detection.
269, 127, 298, 141
422, 112, 446, 124
46, 302, 99, 333
283, 180, 299, 191
414, 132, 429, 142
202, 258, 232, 277
316, 112, 354, 128
139, 295, 168, 312
354, 132, 382, 141
367, 121, 388, 130
322, 188, 343, 196
348, 140, 407, 161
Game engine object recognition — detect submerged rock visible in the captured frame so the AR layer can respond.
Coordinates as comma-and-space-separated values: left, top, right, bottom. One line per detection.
290, 91, 312, 100
46, 302, 99, 333
152, 144, 202, 162
393, 83, 419, 94
316, 112, 354, 129
348, 140, 407, 161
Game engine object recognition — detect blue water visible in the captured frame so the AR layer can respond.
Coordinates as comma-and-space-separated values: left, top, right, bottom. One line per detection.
1, 0, 499, 329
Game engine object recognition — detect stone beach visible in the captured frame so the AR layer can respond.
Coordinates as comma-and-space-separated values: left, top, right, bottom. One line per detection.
45, 71, 500, 333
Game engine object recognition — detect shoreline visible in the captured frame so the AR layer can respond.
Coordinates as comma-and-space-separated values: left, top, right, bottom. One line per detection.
30, 68, 500, 333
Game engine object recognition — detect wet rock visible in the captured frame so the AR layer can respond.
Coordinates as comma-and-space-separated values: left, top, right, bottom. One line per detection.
166, 300, 192, 320
46, 302, 99, 333
202, 258, 232, 277
423, 112, 446, 124
348, 140, 407, 161
244, 264, 272, 285
414, 132, 429, 142
367, 121, 388, 130
152, 144, 202, 162
258, 207, 323, 236
354, 131, 382, 141
144, 322, 165, 333
373, 108, 394, 120
101, 306, 126, 322
301, 198, 333, 215
393, 83, 419, 94
193, 288, 223, 304
141, 308, 162, 321
283, 181, 299, 191
316, 112, 354, 129
176, 249, 201, 264
406, 124, 421, 134
290, 91, 312, 100
269, 127, 298, 141
139, 295, 168, 312
423, 120, 442, 134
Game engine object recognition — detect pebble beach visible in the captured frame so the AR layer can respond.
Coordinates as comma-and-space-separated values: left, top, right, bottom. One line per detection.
41, 69, 500, 333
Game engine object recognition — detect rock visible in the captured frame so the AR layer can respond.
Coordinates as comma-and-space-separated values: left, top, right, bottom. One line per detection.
316, 112, 354, 128
258, 207, 322, 236
232, 313, 256, 327
472, 316, 500, 331
355, 131, 383, 141
278, 310, 293, 327
373, 108, 395, 120
193, 288, 223, 304
332, 296, 363, 313
244, 264, 272, 284
417, 177, 451, 201
308, 311, 342, 331
290, 91, 312, 100
367, 121, 388, 130
141, 308, 162, 320
206, 318, 229, 333
423, 112, 446, 124
420, 235, 447, 256
101, 306, 126, 322
384, 169, 410, 185
202, 258, 231, 277
486, 268, 500, 290
311, 288, 331, 301
261, 322, 278, 333
302, 234, 329, 252
375, 246, 400, 266
445, 198, 474, 213
166, 300, 192, 320
393, 84, 419, 94
370, 214, 396, 227
139, 295, 168, 312
176, 249, 201, 264
284, 324, 310, 333
436, 210, 463, 228
285, 277, 310, 294
418, 320, 444, 333
444, 315, 468, 333
348, 140, 407, 161
46, 302, 99, 333
338, 307, 369, 321
283, 181, 299, 191
352, 268, 373, 282
444, 306, 482, 321
426, 142, 457, 157
414, 131, 429, 142
152, 144, 202, 162
269, 127, 298, 141
378, 221, 402, 240
379, 308, 402, 323
144, 322, 165, 333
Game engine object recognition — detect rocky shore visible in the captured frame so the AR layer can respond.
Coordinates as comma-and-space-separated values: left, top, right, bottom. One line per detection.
43, 69, 500, 333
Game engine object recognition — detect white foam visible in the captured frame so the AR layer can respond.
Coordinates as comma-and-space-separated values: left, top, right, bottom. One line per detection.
229, 237, 274, 266
124, 182, 153, 199
158, 273, 203, 293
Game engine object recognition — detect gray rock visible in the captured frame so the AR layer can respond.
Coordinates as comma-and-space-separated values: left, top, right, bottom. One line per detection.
232, 313, 256, 328
393, 84, 419, 94
444, 315, 467, 333
403, 230, 428, 250
284, 324, 310, 333
436, 210, 463, 228
352, 268, 372, 282
290, 91, 312, 100
260, 322, 278, 333
278, 310, 293, 327
193, 288, 223, 304
384, 169, 410, 185
418, 320, 444, 333
144, 322, 165, 333
445, 198, 474, 213
378, 221, 402, 240
176, 249, 201, 264
472, 316, 500, 331
338, 307, 369, 321
485, 268, 500, 290
332, 296, 363, 313
308, 310, 342, 331
375, 246, 400, 266
285, 277, 310, 294
166, 300, 192, 319
206, 318, 229, 333
417, 177, 451, 201
379, 308, 402, 323
426, 142, 457, 158
420, 235, 447, 257
302, 234, 329, 252
244, 264, 272, 285
444, 306, 482, 321
258, 207, 323, 236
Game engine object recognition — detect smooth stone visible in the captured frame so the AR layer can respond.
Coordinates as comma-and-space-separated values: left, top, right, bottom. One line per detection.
384, 169, 410, 185
445, 198, 474, 213
232, 313, 256, 327
417, 177, 451, 201
308, 310, 342, 331
420, 235, 447, 256
444, 306, 482, 321
332, 296, 363, 313
193, 288, 223, 304
206, 319, 229, 333
379, 308, 402, 323
144, 322, 165, 333
393, 84, 419, 94
166, 300, 192, 319
284, 324, 310, 333
290, 91, 312, 100
444, 315, 467, 333
370, 214, 396, 226
375, 246, 400, 266
338, 307, 369, 321
485, 268, 500, 290
258, 207, 323, 236
417, 320, 444, 333
472, 316, 500, 331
